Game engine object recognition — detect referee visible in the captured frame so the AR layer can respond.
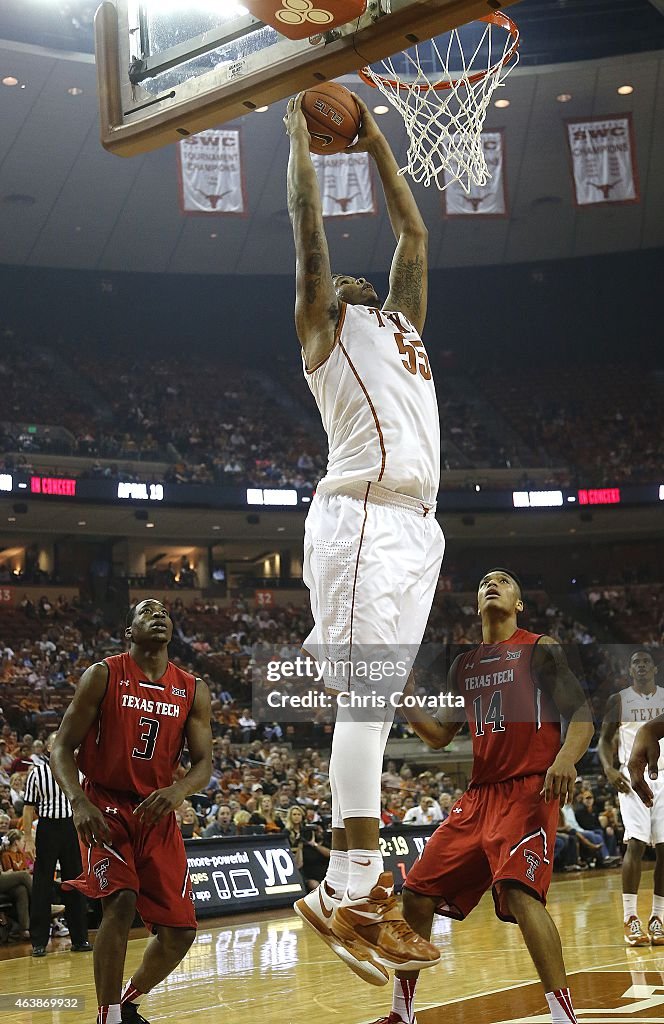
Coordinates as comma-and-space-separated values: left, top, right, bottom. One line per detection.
22, 731, 92, 958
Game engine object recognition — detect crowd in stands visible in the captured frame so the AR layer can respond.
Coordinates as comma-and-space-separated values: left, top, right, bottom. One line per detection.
586, 584, 664, 646
2, 330, 662, 489
479, 364, 664, 486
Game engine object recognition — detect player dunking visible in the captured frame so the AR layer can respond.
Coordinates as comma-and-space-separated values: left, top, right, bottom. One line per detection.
371, 569, 593, 1024
599, 649, 664, 946
51, 600, 212, 1024
285, 92, 443, 982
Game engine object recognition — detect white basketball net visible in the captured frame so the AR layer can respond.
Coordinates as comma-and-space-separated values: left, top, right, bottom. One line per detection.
361, 18, 519, 192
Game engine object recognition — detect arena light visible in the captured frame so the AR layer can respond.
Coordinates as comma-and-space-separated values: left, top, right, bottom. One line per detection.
512, 490, 563, 508
659, 485, 664, 501
556, 93, 572, 103
494, 98, 510, 108
2, 77, 19, 87
0, 474, 12, 492
617, 84, 634, 95
373, 105, 389, 115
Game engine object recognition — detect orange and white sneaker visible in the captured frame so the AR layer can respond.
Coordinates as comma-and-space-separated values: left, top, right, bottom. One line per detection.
331, 872, 441, 973
624, 915, 649, 946
294, 882, 389, 987
648, 916, 664, 946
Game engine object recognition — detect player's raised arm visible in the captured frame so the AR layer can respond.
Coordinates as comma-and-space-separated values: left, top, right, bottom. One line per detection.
51, 662, 112, 847
628, 715, 664, 807
350, 94, 428, 335
598, 692, 631, 794
285, 93, 339, 370
134, 678, 212, 825
532, 637, 594, 803
399, 659, 463, 750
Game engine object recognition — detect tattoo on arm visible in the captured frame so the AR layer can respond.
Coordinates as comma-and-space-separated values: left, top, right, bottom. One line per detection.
304, 231, 323, 305
390, 252, 424, 319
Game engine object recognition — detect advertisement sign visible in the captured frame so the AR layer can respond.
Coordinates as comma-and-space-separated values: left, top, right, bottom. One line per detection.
379, 824, 435, 888
185, 833, 304, 917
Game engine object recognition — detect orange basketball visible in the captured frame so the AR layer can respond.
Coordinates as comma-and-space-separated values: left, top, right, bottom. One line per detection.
301, 82, 361, 155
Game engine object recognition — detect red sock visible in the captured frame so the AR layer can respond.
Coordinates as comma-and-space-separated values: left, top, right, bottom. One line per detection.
120, 980, 144, 1006
545, 988, 577, 1023
392, 976, 417, 1024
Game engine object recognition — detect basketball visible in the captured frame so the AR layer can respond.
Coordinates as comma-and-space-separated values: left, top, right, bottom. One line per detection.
301, 82, 361, 155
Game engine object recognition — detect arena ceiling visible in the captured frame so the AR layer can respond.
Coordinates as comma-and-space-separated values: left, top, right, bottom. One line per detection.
0, 1, 662, 275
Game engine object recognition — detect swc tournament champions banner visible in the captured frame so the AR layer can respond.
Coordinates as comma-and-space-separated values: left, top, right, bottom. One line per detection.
443, 131, 508, 216
177, 129, 246, 215
566, 114, 639, 206
311, 151, 376, 217
185, 825, 436, 918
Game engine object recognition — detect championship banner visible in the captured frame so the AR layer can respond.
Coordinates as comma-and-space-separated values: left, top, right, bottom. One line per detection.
177, 129, 246, 215
566, 114, 639, 207
311, 151, 376, 217
443, 131, 508, 216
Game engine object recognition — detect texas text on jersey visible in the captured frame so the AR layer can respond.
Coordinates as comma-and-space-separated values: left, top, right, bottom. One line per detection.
77, 652, 196, 797
455, 628, 561, 786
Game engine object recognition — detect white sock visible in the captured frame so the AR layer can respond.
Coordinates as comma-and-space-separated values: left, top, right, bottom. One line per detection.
324, 850, 347, 899
98, 1005, 121, 1024
392, 976, 417, 1024
346, 848, 383, 900
623, 893, 638, 922
652, 895, 664, 920
545, 988, 577, 1023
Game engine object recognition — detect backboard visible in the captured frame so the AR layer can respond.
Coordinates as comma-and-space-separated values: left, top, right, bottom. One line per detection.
96, 0, 520, 157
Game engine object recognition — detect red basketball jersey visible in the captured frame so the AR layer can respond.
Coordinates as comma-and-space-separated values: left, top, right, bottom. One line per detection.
77, 653, 196, 798
455, 628, 561, 786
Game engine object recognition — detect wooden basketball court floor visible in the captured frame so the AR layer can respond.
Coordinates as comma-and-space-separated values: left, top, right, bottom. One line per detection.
3, 869, 664, 1023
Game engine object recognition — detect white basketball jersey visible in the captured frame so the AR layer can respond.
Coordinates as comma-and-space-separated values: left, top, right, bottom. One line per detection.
617, 685, 664, 770
304, 302, 440, 505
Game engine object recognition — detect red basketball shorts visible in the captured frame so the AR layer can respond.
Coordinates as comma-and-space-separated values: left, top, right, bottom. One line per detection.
62, 781, 196, 932
405, 774, 558, 923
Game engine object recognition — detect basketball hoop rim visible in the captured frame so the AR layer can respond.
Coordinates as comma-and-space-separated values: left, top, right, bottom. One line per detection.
358, 11, 520, 92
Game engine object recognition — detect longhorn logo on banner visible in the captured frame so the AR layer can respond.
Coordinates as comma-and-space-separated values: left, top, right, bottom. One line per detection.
311, 152, 376, 217
177, 129, 246, 215
566, 114, 639, 206
442, 132, 508, 217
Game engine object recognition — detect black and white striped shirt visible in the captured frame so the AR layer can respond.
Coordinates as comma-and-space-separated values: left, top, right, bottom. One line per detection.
23, 760, 72, 819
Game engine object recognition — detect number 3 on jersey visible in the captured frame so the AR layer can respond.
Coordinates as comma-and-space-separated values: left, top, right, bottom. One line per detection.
132, 716, 160, 760
473, 691, 506, 736
394, 333, 431, 380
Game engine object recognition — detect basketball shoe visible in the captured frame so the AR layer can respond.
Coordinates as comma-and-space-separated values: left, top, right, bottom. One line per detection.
624, 915, 649, 946
331, 872, 441, 972
648, 916, 664, 946
294, 882, 389, 986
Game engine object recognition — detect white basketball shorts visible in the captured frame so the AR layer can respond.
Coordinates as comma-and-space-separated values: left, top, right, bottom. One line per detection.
302, 481, 445, 693
619, 768, 664, 845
